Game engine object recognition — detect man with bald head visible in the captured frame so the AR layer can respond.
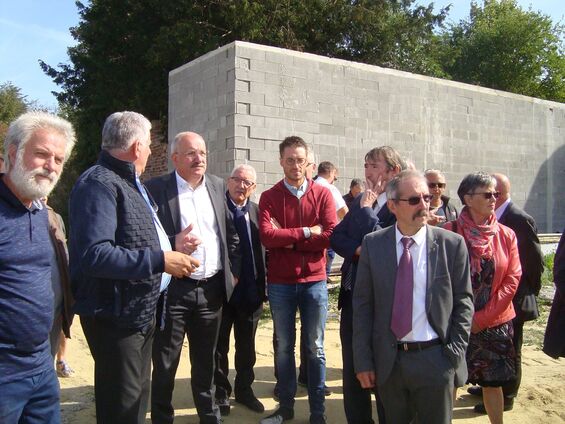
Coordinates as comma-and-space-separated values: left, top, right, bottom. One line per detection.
468, 173, 544, 413
146, 131, 241, 424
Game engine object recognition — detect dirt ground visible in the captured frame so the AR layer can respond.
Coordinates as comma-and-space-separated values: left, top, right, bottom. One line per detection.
59, 319, 565, 423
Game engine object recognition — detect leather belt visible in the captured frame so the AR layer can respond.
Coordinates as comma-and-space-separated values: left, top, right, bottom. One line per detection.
398, 338, 441, 352
187, 271, 220, 285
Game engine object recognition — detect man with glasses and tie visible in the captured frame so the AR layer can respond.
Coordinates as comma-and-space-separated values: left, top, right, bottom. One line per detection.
352, 170, 473, 424
69, 112, 199, 423
259, 136, 337, 424
146, 131, 241, 424
213, 164, 266, 415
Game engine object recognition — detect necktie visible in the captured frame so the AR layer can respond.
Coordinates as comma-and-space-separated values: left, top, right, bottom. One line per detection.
391, 237, 415, 339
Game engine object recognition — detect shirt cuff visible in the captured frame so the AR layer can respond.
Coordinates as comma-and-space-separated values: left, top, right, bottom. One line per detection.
303, 227, 311, 238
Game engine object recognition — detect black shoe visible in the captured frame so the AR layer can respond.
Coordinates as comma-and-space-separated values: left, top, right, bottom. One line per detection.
236, 395, 265, 413
467, 385, 483, 396
473, 398, 514, 414
324, 385, 332, 396
216, 399, 230, 416
310, 414, 327, 424
297, 378, 307, 388
273, 386, 280, 402
259, 407, 294, 424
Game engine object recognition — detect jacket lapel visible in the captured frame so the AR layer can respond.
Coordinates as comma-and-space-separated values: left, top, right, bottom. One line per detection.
426, 225, 439, 311
166, 172, 181, 234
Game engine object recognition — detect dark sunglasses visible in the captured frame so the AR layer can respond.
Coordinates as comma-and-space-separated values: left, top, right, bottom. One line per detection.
467, 191, 500, 200
396, 194, 433, 205
427, 182, 446, 189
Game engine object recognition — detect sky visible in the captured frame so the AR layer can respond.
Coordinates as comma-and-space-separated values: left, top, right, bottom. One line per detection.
0, 0, 563, 111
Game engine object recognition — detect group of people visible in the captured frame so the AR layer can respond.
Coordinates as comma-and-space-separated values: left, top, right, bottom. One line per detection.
0, 109, 561, 424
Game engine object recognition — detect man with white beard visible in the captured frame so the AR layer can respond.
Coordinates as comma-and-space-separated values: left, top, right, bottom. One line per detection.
0, 111, 76, 423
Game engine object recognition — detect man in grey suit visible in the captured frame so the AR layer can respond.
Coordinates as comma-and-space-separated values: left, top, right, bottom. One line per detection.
352, 170, 473, 424
146, 131, 241, 424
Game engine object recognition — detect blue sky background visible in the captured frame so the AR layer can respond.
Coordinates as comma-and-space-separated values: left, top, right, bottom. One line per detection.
1, 0, 563, 110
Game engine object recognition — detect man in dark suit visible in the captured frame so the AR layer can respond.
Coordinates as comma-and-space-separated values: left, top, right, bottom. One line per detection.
468, 173, 544, 413
214, 164, 266, 415
330, 146, 405, 424
146, 131, 241, 424
352, 170, 473, 424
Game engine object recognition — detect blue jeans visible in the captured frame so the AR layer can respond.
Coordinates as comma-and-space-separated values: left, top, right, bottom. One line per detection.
268, 280, 328, 417
0, 368, 60, 424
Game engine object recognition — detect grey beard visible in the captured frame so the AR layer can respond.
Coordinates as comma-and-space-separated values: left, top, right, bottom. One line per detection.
9, 159, 59, 201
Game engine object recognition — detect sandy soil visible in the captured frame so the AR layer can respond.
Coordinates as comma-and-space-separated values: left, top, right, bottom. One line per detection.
59, 320, 565, 423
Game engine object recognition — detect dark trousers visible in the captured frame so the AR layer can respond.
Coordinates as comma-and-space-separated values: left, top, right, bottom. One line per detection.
81, 315, 155, 424
340, 290, 385, 424
151, 274, 224, 424
503, 317, 524, 399
214, 301, 263, 401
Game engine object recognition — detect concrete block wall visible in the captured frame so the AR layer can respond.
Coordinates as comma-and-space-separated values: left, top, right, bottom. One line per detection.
169, 41, 564, 232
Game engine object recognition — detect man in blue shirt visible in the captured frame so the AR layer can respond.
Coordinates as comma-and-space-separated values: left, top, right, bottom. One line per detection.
0, 111, 76, 423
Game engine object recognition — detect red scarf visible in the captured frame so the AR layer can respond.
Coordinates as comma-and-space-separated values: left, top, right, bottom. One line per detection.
456, 207, 499, 274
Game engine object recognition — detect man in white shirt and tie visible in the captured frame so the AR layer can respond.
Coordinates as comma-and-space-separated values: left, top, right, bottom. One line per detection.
352, 170, 473, 424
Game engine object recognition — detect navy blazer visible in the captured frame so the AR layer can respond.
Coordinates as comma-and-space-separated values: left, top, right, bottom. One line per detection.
331, 195, 396, 295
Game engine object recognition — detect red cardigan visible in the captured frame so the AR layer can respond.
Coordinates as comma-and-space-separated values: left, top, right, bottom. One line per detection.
445, 221, 521, 331
259, 179, 337, 284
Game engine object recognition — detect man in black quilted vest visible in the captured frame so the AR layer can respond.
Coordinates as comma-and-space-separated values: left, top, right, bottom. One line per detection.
69, 111, 199, 424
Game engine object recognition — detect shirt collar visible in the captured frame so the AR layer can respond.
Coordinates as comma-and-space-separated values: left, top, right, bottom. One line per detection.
495, 197, 511, 220
175, 171, 206, 192
283, 178, 308, 198
395, 224, 427, 247
377, 192, 387, 208
0, 175, 43, 212
228, 195, 248, 209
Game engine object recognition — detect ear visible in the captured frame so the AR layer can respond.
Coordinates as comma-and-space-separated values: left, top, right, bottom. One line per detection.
7, 144, 17, 171
387, 198, 397, 215
131, 139, 142, 159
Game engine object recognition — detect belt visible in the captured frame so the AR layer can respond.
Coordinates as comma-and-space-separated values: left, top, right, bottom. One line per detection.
187, 271, 221, 285
397, 338, 441, 352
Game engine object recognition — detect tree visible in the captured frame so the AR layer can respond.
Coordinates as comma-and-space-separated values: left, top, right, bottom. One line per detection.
41, 0, 447, 171
0, 82, 29, 142
439, 0, 565, 102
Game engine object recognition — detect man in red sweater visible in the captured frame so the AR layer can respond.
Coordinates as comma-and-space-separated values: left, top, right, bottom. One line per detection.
259, 136, 337, 424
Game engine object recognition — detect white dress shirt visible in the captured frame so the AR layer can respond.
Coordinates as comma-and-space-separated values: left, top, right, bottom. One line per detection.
395, 225, 439, 342
176, 172, 222, 279
495, 197, 511, 220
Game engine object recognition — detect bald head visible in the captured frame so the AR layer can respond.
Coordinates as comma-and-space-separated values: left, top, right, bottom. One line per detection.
492, 173, 511, 208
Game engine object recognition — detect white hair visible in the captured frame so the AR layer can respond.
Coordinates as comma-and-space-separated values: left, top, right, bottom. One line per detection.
101, 111, 151, 151
4, 111, 76, 170
230, 163, 257, 181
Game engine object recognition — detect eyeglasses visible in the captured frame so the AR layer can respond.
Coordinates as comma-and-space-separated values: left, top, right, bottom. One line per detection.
284, 157, 307, 166
395, 194, 433, 205
467, 191, 500, 200
427, 182, 446, 189
177, 150, 207, 159
229, 176, 255, 188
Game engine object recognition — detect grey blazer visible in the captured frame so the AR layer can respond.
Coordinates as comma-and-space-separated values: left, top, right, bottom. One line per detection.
352, 224, 474, 386
145, 172, 241, 300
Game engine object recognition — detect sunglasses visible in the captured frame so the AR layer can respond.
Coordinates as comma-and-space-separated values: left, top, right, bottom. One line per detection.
396, 194, 433, 205
427, 182, 446, 189
467, 191, 500, 199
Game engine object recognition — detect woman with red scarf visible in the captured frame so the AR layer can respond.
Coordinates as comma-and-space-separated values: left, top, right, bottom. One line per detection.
445, 172, 521, 424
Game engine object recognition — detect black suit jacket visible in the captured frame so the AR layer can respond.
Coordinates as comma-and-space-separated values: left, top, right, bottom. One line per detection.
498, 202, 544, 308
145, 172, 241, 300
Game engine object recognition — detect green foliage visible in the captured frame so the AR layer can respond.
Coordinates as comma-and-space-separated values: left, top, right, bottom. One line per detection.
439, 0, 565, 102
40, 0, 447, 173
0, 82, 30, 143
542, 252, 555, 287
